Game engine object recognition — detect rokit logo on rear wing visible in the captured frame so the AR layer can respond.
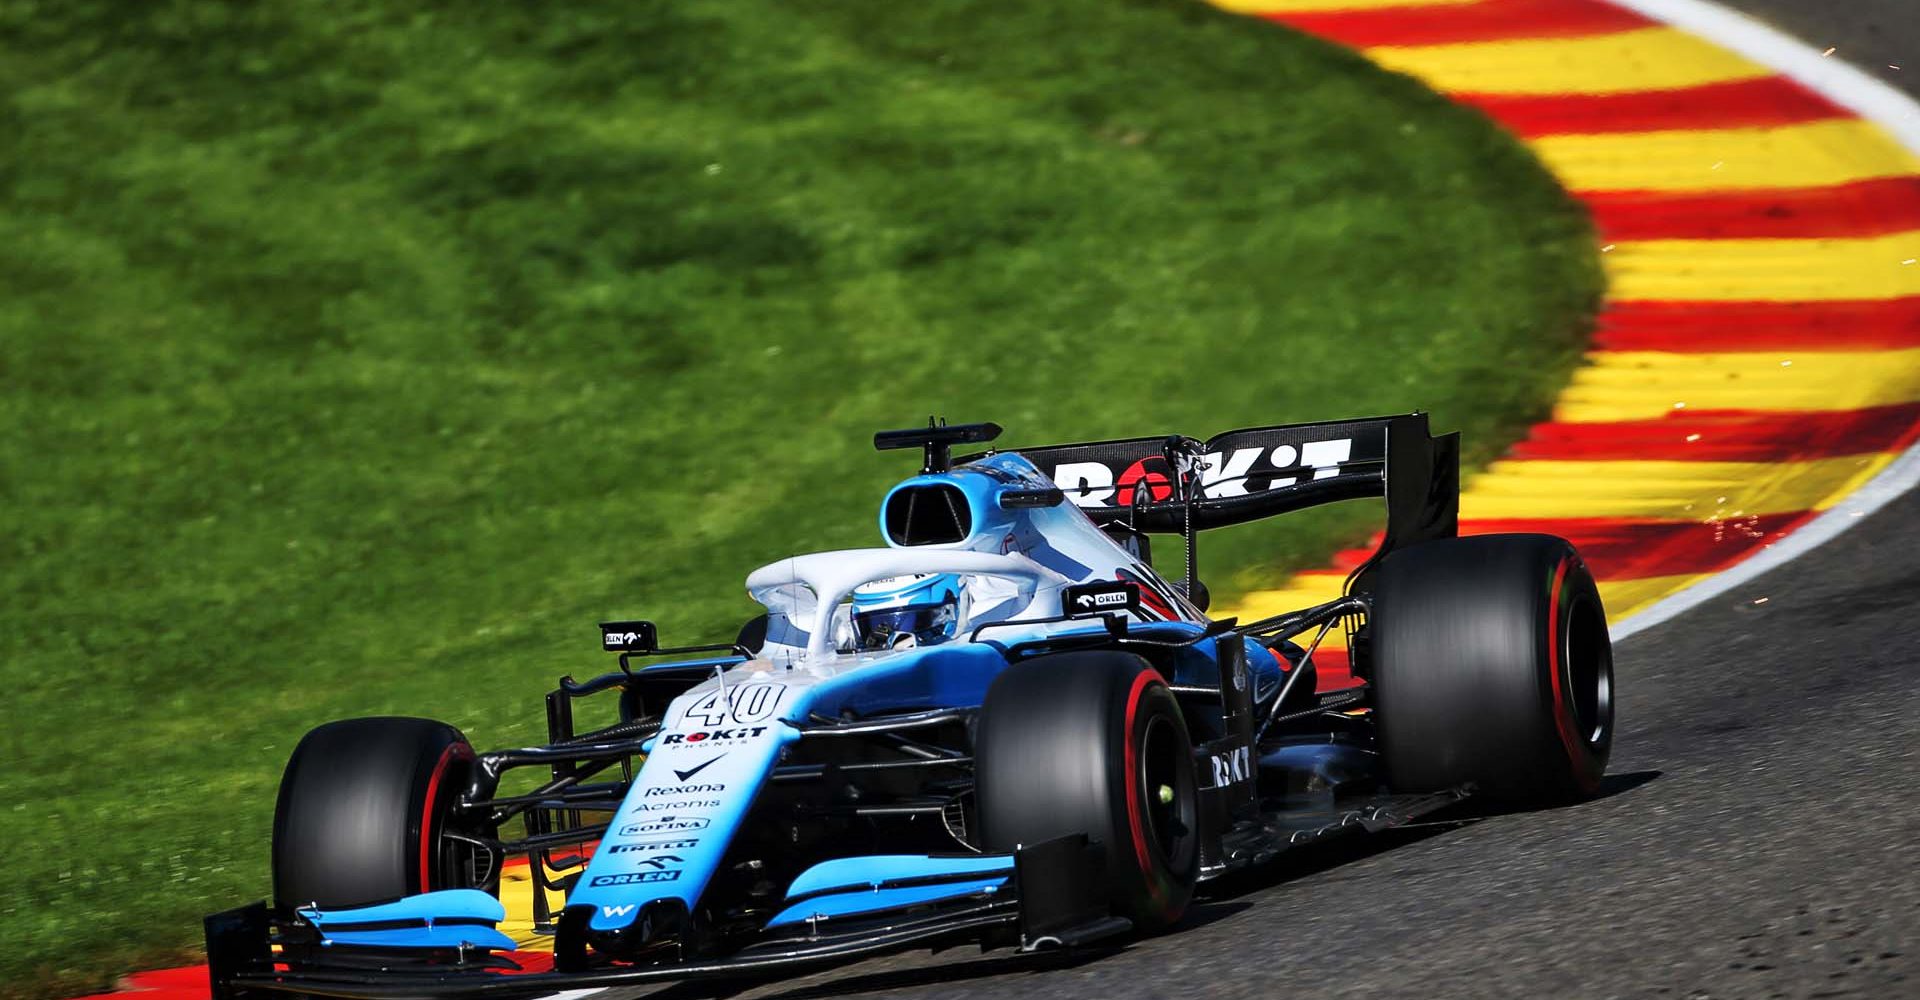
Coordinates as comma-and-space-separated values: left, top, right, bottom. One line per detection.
1050, 438, 1354, 508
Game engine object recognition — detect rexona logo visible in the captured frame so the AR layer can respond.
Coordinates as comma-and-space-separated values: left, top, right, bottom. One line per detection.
590, 871, 680, 886
1210, 746, 1251, 787
1053, 439, 1354, 508
608, 839, 698, 853
621, 817, 711, 835
672, 755, 724, 782
646, 784, 724, 796
660, 726, 768, 747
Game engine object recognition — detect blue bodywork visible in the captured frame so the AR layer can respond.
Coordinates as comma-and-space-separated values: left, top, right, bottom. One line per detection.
562, 451, 1264, 939
348, 451, 1280, 948
300, 889, 517, 951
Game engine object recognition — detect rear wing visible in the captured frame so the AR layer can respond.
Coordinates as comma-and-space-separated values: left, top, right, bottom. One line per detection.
989, 413, 1459, 580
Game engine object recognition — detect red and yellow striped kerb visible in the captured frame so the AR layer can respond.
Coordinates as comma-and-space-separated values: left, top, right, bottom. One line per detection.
1212, 0, 1920, 684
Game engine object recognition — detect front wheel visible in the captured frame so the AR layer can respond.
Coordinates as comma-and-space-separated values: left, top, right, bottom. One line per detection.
975, 651, 1199, 931
272, 716, 495, 909
1371, 533, 1615, 803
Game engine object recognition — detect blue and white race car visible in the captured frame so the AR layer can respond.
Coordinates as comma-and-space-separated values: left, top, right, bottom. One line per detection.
206, 415, 1617, 998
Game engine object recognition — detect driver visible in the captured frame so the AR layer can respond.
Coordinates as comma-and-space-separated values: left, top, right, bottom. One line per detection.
849, 573, 963, 651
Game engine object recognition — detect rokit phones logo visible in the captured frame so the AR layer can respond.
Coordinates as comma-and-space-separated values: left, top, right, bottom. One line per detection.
1211, 746, 1250, 787
1052, 439, 1353, 508
659, 726, 769, 748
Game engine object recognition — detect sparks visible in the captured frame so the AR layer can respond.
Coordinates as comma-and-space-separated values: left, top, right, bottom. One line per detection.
1685, 433, 1702, 442
1752, 597, 1769, 605
1822, 47, 1836, 57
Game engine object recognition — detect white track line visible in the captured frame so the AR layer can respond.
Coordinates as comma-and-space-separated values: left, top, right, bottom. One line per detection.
1599, 0, 1920, 638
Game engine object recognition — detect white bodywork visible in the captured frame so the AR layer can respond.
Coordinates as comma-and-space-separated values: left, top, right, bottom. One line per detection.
744, 548, 1074, 660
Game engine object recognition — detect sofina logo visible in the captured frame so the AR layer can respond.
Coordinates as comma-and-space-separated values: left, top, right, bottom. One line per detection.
620, 816, 711, 835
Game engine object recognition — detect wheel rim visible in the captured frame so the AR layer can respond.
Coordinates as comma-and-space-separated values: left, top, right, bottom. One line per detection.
423, 746, 496, 892
1563, 594, 1614, 747
1137, 714, 1197, 879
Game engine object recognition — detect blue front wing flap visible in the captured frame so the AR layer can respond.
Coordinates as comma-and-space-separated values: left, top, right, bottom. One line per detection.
297, 888, 517, 952
767, 853, 1017, 929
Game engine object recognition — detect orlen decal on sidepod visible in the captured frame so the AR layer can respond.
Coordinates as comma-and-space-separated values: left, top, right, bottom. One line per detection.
572, 678, 798, 932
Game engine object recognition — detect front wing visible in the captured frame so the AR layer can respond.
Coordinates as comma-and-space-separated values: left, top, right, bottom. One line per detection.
206, 837, 1121, 1000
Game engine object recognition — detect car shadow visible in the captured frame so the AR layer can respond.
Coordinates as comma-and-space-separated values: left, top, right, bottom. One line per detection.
1447, 767, 1663, 820
648, 772, 1663, 999
653, 901, 1256, 1000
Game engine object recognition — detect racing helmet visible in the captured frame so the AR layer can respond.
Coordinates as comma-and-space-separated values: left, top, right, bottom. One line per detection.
849, 573, 963, 651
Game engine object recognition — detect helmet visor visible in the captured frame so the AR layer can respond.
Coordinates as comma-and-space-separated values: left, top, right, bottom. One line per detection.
853, 602, 957, 651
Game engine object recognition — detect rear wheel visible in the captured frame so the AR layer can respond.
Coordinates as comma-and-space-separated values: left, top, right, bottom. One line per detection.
1371, 533, 1614, 802
272, 716, 495, 909
975, 651, 1199, 930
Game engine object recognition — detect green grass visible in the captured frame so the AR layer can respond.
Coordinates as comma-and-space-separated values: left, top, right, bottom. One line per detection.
0, 0, 1600, 993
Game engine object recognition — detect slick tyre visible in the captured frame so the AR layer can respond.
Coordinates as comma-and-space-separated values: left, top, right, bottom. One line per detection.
976, 652, 1199, 931
1372, 533, 1614, 803
272, 716, 489, 909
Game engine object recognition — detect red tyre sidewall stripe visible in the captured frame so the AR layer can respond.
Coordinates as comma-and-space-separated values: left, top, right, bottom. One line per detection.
1120, 668, 1166, 909
419, 743, 472, 895
1544, 559, 1592, 789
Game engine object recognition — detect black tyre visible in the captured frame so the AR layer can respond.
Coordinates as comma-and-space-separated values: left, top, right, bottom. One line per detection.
1372, 533, 1614, 802
272, 716, 489, 909
975, 652, 1199, 930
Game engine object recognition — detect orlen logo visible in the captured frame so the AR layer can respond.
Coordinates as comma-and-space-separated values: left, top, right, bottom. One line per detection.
590, 871, 680, 886
1053, 438, 1353, 508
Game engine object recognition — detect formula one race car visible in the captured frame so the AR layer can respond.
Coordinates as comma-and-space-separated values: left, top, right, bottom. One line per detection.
206, 414, 1616, 998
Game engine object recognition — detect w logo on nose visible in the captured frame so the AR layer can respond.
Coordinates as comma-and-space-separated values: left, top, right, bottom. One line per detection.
601, 904, 636, 918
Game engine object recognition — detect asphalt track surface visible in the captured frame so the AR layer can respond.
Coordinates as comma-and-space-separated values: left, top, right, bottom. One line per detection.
600, 6, 1920, 999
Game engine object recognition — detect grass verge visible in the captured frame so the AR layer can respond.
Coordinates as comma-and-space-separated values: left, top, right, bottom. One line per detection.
0, 0, 1600, 992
